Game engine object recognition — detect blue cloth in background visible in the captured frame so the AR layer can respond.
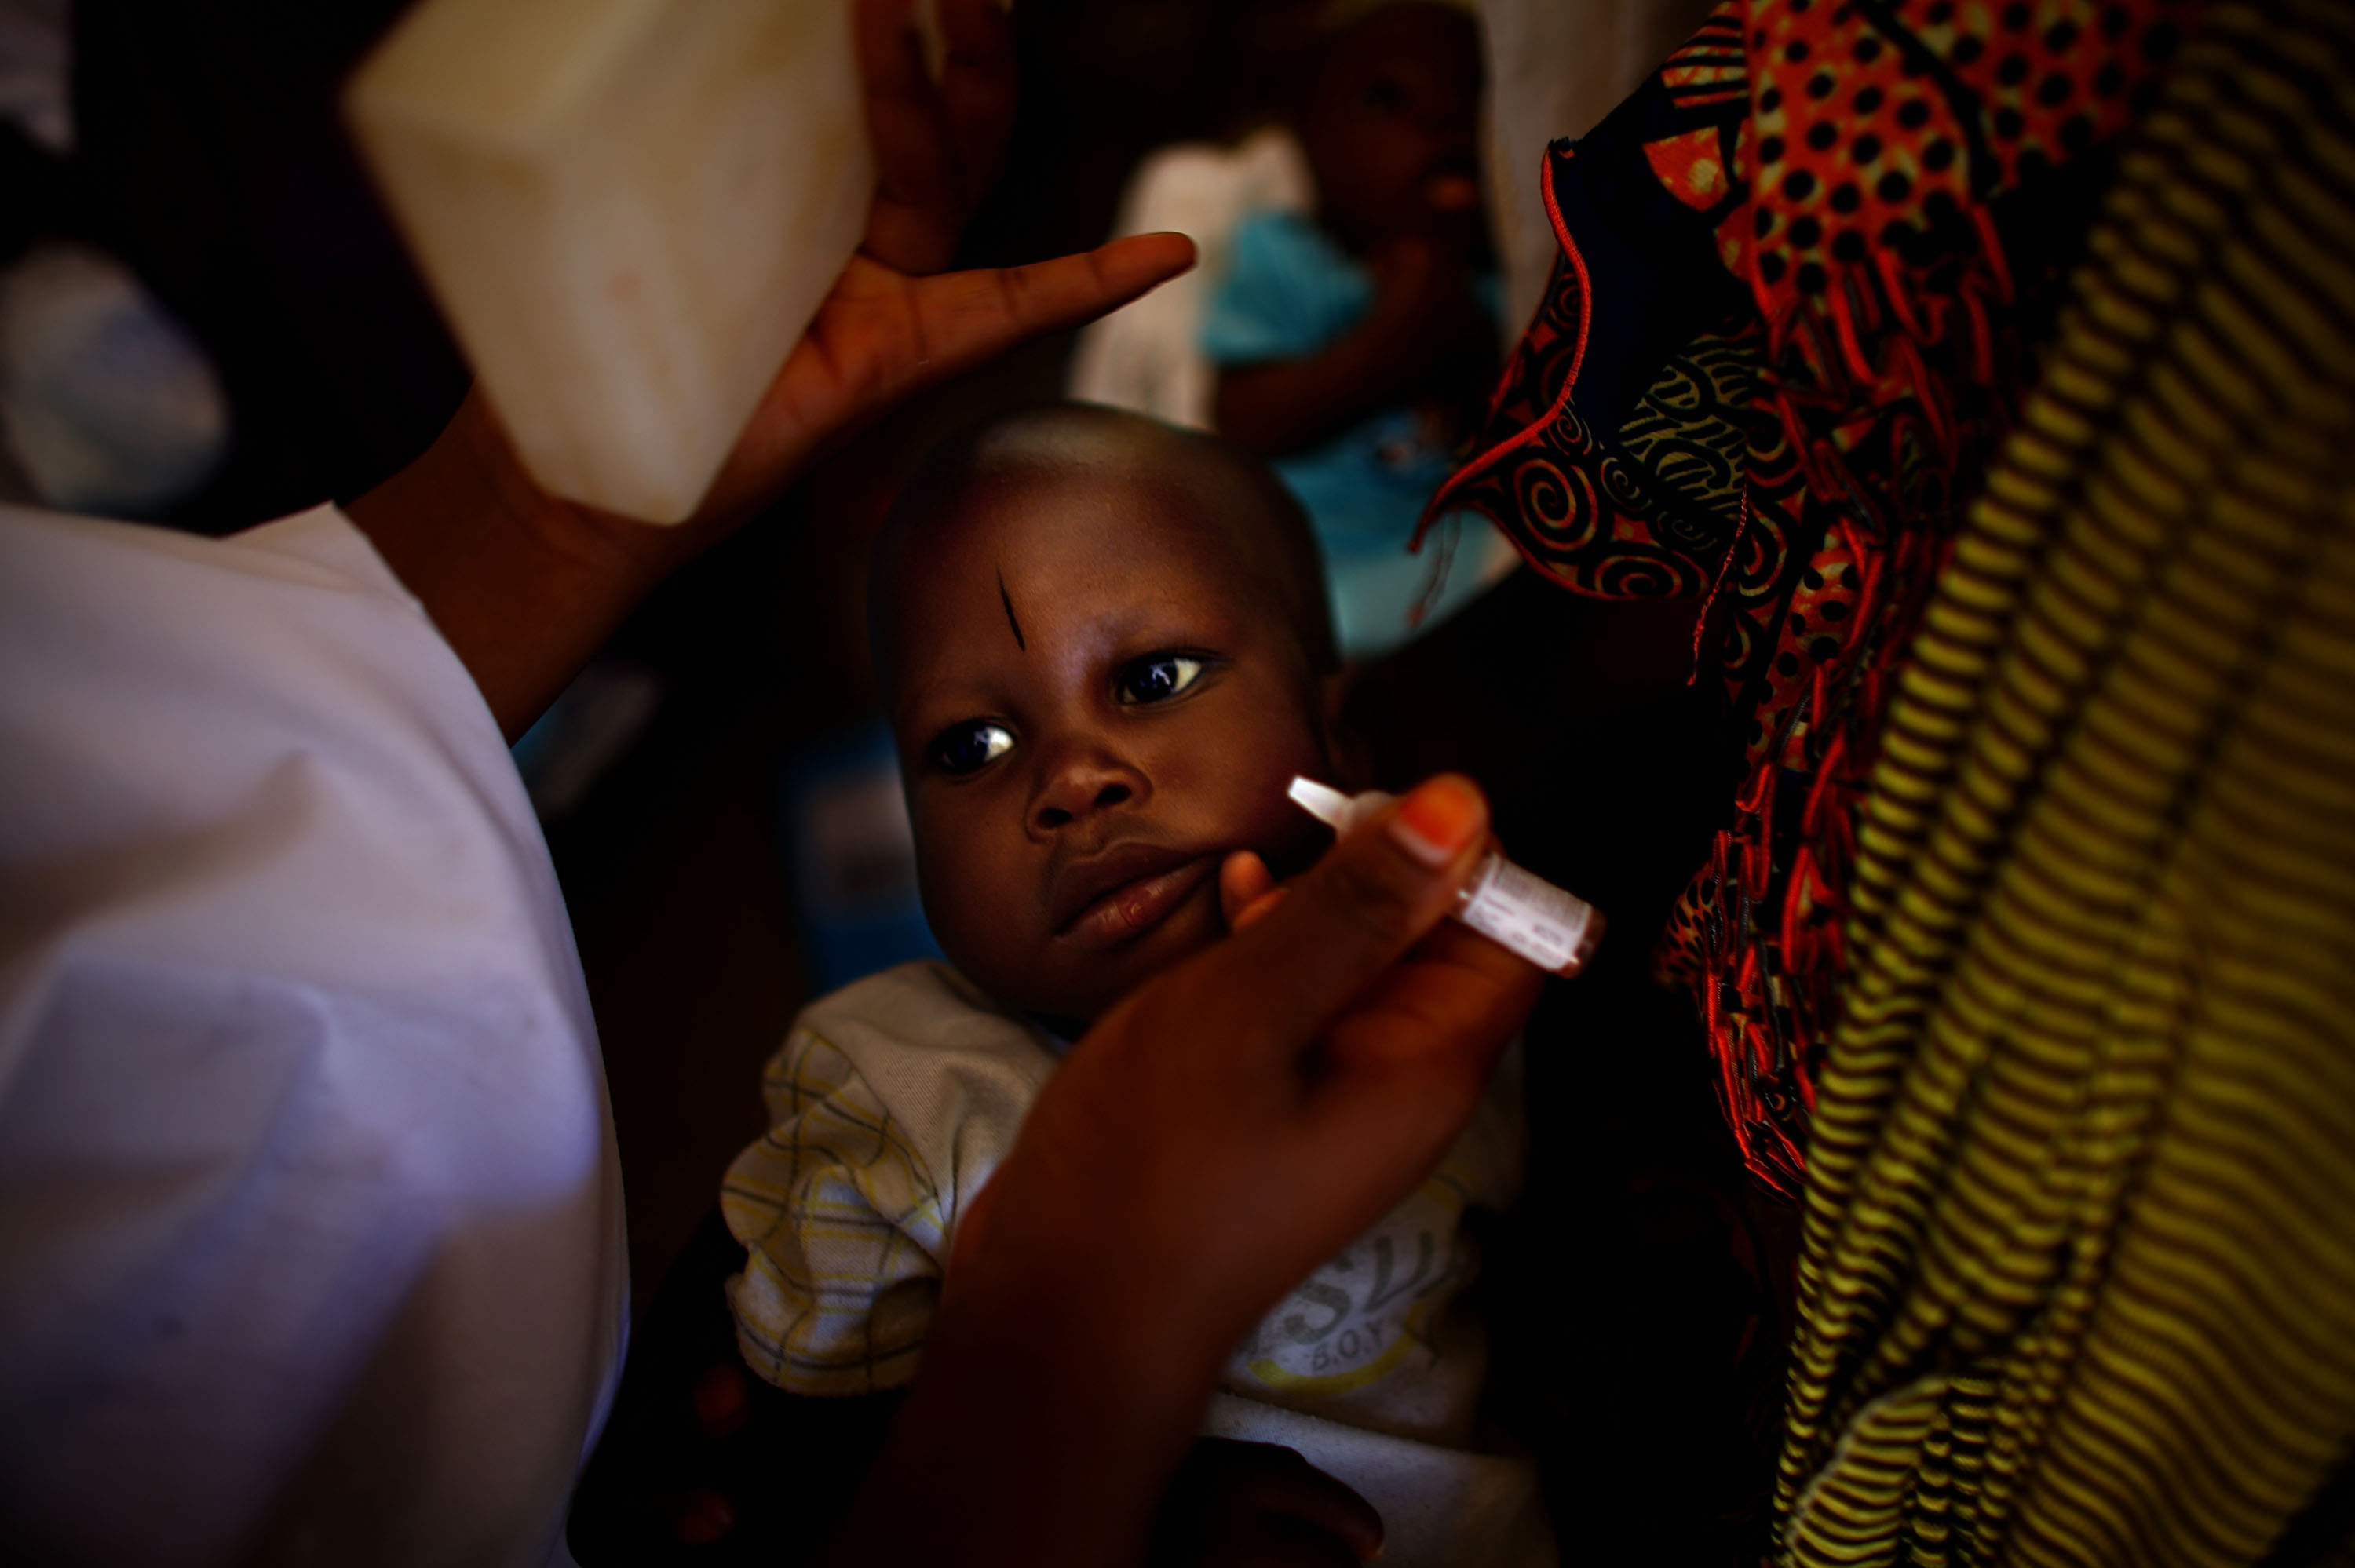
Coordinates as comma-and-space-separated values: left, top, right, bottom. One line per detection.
1201, 211, 1383, 366
1200, 211, 1505, 658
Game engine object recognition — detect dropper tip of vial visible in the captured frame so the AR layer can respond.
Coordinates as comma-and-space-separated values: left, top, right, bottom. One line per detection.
1287, 776, 1353, 829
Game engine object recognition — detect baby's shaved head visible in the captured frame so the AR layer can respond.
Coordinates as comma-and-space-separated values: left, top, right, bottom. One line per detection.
871, 403, 1335, 690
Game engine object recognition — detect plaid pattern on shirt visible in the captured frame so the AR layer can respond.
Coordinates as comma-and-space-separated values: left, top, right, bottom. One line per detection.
718, 961, 1057, 1395
721, 1027, 951, 1394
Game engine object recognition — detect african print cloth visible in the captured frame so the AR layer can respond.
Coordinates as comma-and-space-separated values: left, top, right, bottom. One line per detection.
1425, 0, 2195, 1195
1775, 0, 2355, 1560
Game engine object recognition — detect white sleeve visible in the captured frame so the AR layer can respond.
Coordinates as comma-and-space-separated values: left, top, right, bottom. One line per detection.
0, 504, 626, 1568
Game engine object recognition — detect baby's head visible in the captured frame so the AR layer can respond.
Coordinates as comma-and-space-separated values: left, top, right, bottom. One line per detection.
1297, 1, 1485, 252
872, 404, 1342, 1027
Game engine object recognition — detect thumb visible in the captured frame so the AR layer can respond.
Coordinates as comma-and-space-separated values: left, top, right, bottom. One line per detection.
1165, 775, 1491, 1061
1218, 850, 1277, 928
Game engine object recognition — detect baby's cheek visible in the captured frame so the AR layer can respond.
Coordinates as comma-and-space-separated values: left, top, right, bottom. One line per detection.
913, 840, 1028, 975
1168, 693, 1322, 814
912, 851, 1085, 1017
1228, 731, 1332, 841
933, 913, 1057, 1018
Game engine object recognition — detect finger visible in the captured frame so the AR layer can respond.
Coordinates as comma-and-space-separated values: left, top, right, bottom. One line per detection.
937, 0, 1017, 213
700, 236, 1195, 525
1331, 916, 1540, 1066
1302, 920, 1540, 1154
1215, 928, 1534, 1261
896, 232, 1197, 378
1223, 1446, 1385, 1564
1220, 851, 1276, 929
1231, 884, 1288, 932
858, 0, 962, 275
1167, 775, 1492, 1062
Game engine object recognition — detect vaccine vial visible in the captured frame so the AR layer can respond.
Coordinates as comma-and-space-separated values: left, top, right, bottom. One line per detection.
1287, 777, 1604, 977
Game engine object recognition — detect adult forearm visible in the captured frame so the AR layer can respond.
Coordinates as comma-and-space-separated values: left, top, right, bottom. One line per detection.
824, 1273, 1223, 1568
345, 391, 699, 740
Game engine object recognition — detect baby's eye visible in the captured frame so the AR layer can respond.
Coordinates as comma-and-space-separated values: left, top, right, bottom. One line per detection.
1117, 654, 1207, 706
929, 720, 1014, 775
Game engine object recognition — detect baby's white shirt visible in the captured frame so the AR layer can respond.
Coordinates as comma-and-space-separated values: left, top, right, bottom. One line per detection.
720, 959, 1553, 1568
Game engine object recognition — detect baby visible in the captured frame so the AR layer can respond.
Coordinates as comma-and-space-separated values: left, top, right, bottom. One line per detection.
721, 405, 1550, 1566
1205, 0, 1502, 656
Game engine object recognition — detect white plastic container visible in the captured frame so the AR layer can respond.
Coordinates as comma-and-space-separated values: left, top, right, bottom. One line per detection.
346, 0, 874, 523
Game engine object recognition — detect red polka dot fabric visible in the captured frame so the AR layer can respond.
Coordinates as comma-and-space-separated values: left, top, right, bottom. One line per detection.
1737, 0, 2172, 308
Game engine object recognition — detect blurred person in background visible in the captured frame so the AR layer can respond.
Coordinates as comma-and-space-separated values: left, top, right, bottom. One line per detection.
1202, 0, 1505, 657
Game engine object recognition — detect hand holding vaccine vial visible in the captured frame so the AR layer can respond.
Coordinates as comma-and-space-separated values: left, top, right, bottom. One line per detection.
1288, 777, 1605, 977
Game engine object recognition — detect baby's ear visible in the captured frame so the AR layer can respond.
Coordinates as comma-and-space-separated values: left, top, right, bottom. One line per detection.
1318, 668, 1375, 793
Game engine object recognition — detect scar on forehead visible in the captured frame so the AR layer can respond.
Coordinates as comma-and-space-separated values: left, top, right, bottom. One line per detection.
997, 569, 1027, 651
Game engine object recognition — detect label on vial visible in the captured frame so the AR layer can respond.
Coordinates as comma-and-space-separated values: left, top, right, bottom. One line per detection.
1459, 857, 1595, 973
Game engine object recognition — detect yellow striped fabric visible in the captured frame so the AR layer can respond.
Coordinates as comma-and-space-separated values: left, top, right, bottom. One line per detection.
1774, 2, 2355, 1563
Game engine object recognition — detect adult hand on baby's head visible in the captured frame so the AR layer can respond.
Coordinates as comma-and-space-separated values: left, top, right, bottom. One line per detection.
688, 0, 1194, 533
667, 0, 1194, 531
849, 777, 1541, 1568
352, 0, 1194, 740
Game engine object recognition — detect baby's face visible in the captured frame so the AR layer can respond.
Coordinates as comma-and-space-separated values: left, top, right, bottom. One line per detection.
1304, 4, 1485, 250
880, 468, 1332, 1026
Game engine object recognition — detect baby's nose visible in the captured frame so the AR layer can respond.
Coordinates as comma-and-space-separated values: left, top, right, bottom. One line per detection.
1035, 778, 1133, 830
1031, 746, 1143, 831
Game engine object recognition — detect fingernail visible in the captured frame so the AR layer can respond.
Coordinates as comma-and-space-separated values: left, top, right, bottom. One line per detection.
1389, 775, 1482, 866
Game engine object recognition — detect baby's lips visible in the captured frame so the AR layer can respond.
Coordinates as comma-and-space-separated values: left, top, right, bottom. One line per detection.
1423, 172, 1482, 213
